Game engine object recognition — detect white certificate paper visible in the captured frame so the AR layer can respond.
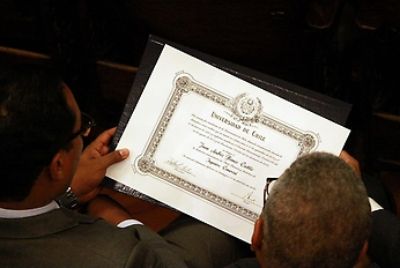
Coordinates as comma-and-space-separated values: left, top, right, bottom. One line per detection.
106, 45, 350, 243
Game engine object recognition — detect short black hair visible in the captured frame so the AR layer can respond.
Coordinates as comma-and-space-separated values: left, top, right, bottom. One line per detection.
0, 64, 75, 202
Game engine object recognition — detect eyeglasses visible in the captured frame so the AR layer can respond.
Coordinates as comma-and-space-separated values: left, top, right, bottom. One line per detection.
263, 177, 278, 207
66, 112, 96, 143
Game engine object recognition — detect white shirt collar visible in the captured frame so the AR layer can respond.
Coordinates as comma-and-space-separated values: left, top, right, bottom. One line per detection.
369, 197, 383, 212
0, 201, 60, 219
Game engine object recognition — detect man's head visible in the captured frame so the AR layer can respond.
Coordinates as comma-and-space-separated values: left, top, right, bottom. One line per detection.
252, 152, 371, 268
0, 64, 82, 204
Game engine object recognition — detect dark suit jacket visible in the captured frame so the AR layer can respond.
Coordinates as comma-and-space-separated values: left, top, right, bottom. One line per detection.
224, 257, 260, 268
0, 208, 187, 268
369, 209, 400, 268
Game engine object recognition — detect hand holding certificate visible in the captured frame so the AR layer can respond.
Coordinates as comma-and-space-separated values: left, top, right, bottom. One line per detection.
106, 42, 350, 243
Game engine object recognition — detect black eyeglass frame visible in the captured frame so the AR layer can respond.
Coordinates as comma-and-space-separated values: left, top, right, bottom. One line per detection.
65, 112, 96, 143
263, 177, 278, 207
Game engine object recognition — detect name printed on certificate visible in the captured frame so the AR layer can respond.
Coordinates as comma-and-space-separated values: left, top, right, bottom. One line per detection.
106, 45, 350, 242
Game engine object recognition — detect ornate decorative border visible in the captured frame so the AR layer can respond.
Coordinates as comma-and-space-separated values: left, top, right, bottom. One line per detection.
135, 73, 318, 222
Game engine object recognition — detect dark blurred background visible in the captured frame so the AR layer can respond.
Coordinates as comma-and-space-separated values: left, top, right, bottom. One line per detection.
1, 0, 400, 210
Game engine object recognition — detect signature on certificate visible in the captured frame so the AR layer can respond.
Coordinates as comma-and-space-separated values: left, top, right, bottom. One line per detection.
232, 191, 257, 205
165, 158, 193, 176
242, 191, 256, 205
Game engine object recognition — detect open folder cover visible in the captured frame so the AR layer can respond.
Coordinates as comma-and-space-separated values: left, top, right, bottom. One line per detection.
104, 35, 351, 241
105, 35, 351, 197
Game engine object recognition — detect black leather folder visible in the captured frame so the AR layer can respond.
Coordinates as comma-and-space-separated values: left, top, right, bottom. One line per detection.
104, 35, 352, 195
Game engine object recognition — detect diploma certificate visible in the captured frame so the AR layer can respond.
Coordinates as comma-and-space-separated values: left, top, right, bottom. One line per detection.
106, 45, 350, 243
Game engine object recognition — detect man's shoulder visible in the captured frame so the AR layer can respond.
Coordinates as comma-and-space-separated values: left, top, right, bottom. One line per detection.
0, 208, 143, 246
0, 208, 187, 267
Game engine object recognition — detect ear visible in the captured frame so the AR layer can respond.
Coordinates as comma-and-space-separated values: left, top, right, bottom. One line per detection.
48, 151, 65, 181
251, 218, 264, 252
355, 240, 369, 266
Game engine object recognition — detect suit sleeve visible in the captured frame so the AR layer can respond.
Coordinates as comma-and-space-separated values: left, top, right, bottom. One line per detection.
124, 225, 188, 268
369, 209, 400, 268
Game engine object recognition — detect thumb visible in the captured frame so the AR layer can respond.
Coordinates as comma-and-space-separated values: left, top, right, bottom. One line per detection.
99, 148, 130, 168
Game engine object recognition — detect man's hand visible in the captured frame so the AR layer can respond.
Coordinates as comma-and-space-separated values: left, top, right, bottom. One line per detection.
340, 150, 361, 178
71, 127, 129, 203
